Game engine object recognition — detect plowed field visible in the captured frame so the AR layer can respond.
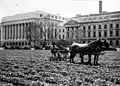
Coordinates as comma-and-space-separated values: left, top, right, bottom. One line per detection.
0, 50, 120, 86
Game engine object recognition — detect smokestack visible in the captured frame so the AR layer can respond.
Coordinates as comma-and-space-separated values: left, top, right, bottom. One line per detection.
99, 0, 102, 13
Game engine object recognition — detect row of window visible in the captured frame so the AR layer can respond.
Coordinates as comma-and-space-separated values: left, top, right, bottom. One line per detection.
59, 35, 65, 39
83, 30, 119, 38
40, 13, 67, 21
67, 23, 120, 31
67, 23, 119, 31
67, 27, 78, 31
59, 29, 65, 32
83, 23, 119, 30
38, 21, 58, 26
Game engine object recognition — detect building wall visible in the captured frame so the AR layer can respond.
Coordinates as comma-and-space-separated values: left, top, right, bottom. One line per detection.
1, 11, 67, 47
65, 11, 120, 48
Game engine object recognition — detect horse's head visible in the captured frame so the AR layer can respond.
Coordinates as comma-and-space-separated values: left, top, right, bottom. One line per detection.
89, 38, 105, 52
96, 38, 105, 49
101, 38, 110, 50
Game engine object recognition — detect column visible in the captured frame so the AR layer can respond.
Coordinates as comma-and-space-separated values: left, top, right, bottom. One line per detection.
19, 24, 21, 39
17, 24, 20, 39
4, 26, 6, 40
23, 23, 25, 39
9, 25, 11, 40
14, 24, 16, 40
10, 25, 12, 39
6, 25, 8, 40
12, 25, 14, 40
1, 26, 3, 41
24, 23, 27, 39
7, 25, 9, 40
16, 24, 18, 39
21, 23, 23, 39
24, 23, 26, 39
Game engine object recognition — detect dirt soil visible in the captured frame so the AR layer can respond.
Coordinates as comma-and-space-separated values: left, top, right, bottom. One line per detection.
0, 50, 120, 86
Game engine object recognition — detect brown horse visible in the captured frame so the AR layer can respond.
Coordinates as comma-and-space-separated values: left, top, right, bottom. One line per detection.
69, 39, 105, 65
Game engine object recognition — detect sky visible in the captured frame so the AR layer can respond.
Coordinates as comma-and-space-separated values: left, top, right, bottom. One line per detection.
0, 0, 120, 22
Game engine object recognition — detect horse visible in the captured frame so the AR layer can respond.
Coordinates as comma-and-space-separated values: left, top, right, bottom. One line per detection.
69, 39, 105, 65
93, 39, 118, 65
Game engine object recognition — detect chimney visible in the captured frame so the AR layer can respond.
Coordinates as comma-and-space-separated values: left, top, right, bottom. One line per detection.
99, 0, 102, 13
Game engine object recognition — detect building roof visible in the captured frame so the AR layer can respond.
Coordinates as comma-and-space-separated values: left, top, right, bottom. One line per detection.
1, 11, 68, 22
71, 11, 120, 23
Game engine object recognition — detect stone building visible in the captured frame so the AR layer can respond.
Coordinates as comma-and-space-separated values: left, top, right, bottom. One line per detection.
1, 11, 67, 48
64, 11, 120, 47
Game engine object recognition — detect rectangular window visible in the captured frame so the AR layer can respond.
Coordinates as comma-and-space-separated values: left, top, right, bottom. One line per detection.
93, 25, 96, 30
116, 30, 119, 36
63, 29, 64, 32
83, 26, 86, 30
104, 24, 107, 29
40, 14, 43, 17
110, 24, 113, 28
88, 32, 91, 37
63, 35, 64, 39
93, 32, 96, 37
88, 26, 91, 30
59, 35, 61, 39
116, 24, 119, 28
110, 31, 113, 37
98, 31, 101, 37
99, 25, 101, 29
104, 31, 107, 37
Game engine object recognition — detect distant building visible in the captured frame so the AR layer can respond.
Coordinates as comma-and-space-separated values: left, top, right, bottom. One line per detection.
64, 11, 120, 47
1, 11, 68, 48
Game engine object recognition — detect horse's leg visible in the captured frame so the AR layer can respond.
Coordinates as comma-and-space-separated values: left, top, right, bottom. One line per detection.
94, 53, 100, 65
87, 54, 92, 66
94, 54, 97, 65
79, 54, 84, 64
70, 52, 76, 63
96, 54, 100, 65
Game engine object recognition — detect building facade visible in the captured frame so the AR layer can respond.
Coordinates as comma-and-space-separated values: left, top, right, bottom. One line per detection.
57, 23, 67, 40
64, 11, 120, 48
1, 11, 67, 48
